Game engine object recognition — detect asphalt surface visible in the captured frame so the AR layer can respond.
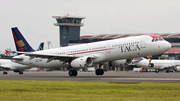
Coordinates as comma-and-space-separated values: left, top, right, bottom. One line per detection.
0, 71, 180, 83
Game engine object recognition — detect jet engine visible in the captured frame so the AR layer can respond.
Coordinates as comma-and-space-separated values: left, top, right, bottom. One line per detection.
174, 66, 180, 72
109, 59, 132, 67
70, 57, 93, 68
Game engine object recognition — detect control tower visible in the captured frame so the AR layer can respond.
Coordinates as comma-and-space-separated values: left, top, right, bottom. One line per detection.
52, 15, 85, 47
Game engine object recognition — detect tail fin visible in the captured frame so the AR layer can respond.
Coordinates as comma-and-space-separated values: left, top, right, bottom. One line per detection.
37, 42, 44, 51
11, 27, 35, 52
4, 49, 9, 56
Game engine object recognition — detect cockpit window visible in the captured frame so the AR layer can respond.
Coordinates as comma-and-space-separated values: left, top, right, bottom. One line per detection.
152, 38, 164, 42
155, 38, 159, 42
159, 38, 164, 41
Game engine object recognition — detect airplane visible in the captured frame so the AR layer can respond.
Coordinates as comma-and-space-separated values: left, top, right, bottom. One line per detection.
4, 49, 9, 56
0, 27, 44, 74
132, 57, 180, 73
12, 31, 171, 77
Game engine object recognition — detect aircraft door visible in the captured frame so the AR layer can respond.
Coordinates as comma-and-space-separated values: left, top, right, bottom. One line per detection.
106, 43, 111, 53
140, 36, 146, 48
67, 49, 71, 55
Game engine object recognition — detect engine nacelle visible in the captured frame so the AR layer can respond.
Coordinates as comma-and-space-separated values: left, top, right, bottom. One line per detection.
109, 59, 132, 67
174, 66, 180, 72
70, 57, 93, 68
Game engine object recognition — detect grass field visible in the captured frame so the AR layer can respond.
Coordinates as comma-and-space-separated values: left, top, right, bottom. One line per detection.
0, 80, 180, 101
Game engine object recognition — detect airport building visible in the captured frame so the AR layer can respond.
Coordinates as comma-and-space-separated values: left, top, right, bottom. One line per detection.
52, 15, 85, 47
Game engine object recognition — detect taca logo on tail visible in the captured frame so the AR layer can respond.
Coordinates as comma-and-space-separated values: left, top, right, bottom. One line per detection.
11, 27, 34, 52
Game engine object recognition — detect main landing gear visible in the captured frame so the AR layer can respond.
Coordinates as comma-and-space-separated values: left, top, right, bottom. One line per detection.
95, 64, 104, 76
68, 70, 78, 77
13, 70, 23, 75
3, 68, 8, 74
3, 71, 7, 74
148, 55, 154, 67
19, 71, 23, 74
95, 69, 104, 75
3, 69, 23, 75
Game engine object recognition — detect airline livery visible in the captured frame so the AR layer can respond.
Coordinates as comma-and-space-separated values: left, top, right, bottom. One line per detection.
0, 27, 44, 74
12, 29, 171, 77
12, 27, 35, 52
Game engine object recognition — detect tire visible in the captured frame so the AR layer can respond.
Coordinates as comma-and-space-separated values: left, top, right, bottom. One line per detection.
3, 72, 7, 74
19, 71, 23, 74
95, 69, 100, 75
68, 70, 73, 76
148, 63, 154, 67
73, 70, 78, 77
148, 63, 151, 67
100, 69, 104, 75
151, 63, 154, 67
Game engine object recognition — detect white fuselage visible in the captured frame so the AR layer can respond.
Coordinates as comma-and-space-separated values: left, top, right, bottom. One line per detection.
0, 59, 32, 70
13, 35, 171, 69
133, 59, 180, 69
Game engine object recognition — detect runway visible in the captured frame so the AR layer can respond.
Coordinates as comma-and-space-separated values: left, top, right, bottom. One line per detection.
0, 71, 180, 83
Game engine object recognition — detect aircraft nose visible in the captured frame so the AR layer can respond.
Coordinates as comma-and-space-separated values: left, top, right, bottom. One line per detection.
164, 41, 171, 51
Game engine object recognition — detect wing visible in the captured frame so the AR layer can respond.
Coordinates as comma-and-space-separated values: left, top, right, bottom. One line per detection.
0, 64, 15, 70
15, 52, 97, 63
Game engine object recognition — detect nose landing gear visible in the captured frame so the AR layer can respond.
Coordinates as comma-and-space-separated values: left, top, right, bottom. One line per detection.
148, 55, 154, 67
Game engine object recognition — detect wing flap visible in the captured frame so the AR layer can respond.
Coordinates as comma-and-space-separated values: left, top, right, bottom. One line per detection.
16, 52, 81, 62
15, 52, 98, 63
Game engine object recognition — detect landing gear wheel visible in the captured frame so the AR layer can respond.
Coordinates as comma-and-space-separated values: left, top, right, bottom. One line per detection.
166, 70, 169, 73
68, 70, 78, 77
147, 55, 154, 67
69, 70, 73, 76
95, 69, 104, 75
100, 69, 104, 75
3, 72, 7, 74
19, 71, 23, 75
95, 69, 100, 75
148, 63, 154, 67
73, 70, 77, 76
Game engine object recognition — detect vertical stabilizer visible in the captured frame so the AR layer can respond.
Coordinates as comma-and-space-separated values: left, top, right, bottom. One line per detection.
37, 42, 44, 51
11, 27, 35, 52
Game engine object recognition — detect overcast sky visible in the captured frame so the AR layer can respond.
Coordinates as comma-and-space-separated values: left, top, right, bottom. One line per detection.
1, 0, 180, 52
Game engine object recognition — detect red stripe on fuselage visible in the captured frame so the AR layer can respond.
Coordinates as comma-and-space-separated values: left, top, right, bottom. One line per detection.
147, 35, 162, 39
68, 48, 115, 55
12, 31, 25, 52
